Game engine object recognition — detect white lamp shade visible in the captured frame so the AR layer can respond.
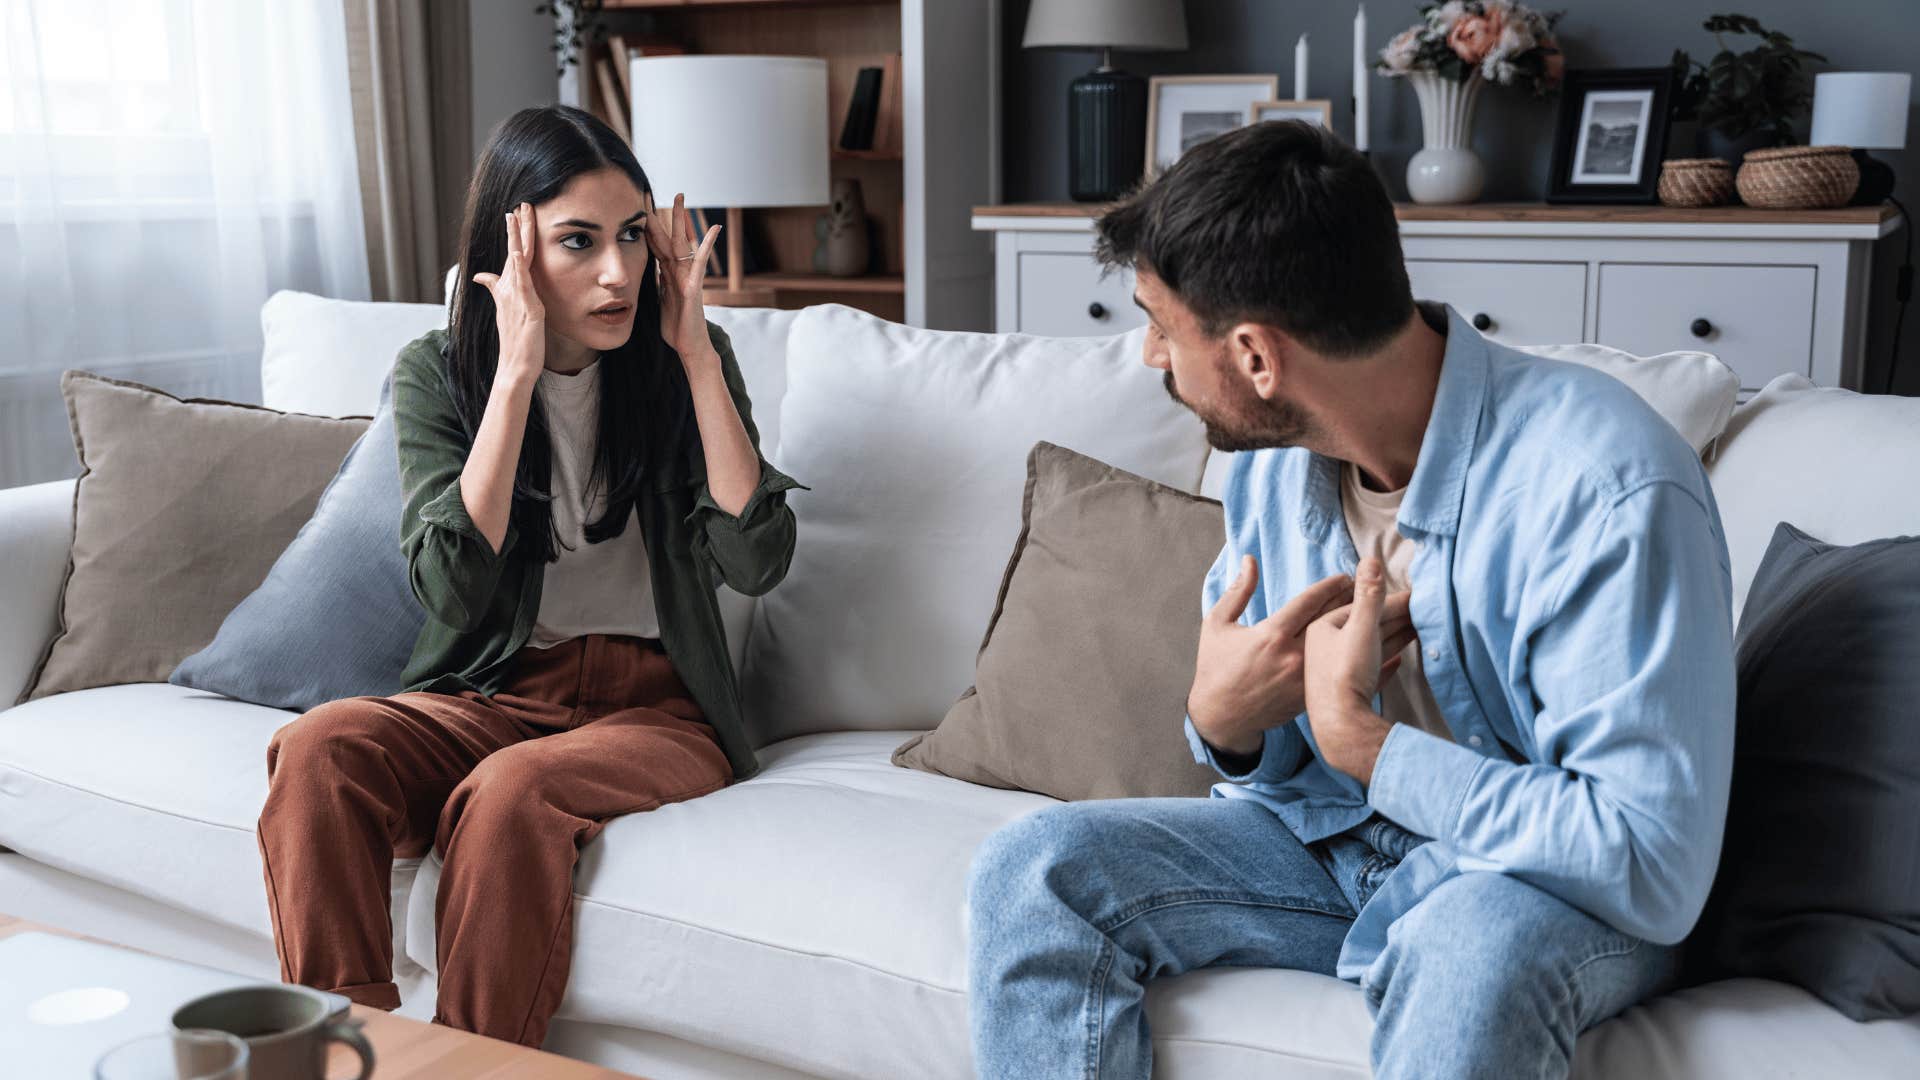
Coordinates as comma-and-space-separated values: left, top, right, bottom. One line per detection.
1810, 72, 1911, 150
1022, 0, 1187, 51
628, 56, 830, 207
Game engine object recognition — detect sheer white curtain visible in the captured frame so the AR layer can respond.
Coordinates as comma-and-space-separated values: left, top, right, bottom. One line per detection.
0, 0, 370, 488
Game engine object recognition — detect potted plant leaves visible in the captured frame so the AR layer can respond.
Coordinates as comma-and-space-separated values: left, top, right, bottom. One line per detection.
1670, 13, 1826, 166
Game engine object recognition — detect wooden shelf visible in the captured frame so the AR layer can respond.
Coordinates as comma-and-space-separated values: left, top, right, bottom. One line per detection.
832, 149, 903, 162
704, 272, 904, 294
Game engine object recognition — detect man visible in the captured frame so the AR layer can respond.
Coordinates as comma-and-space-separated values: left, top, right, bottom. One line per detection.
965, 120, 1736, 1078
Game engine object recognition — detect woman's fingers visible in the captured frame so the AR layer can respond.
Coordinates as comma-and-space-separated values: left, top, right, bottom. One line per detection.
503, 208, 520, 263
518, 202, 535, 266
690, 223, 720, 279
669, 192, 686, 252
472, 272, 498, 293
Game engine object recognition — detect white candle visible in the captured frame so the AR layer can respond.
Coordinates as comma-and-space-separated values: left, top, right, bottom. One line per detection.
1353, 4, 1370, 151
1295, 34, 1309, 100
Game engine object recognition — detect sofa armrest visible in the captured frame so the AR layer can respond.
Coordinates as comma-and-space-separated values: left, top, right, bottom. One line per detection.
0, 480, 75, 709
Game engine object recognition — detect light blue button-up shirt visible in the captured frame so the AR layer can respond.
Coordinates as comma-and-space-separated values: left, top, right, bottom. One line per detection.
1184, 304, 1737, 982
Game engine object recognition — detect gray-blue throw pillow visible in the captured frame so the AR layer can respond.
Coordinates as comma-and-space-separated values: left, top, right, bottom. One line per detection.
170, 375, 424, 710
1686, 522, 1920, 1020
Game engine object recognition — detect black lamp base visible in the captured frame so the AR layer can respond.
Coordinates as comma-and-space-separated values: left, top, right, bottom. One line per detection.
1067, 67, 1147, 202
1849, 149, 1898, 206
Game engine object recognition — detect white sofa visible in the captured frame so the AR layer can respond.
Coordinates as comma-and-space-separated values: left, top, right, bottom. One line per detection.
3, 289, 1919, 1080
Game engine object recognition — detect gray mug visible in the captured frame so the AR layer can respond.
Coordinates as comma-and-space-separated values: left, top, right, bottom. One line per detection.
172, 985, 374, 1080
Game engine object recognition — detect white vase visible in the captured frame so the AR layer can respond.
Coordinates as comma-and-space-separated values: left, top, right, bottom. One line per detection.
1406, 70, 1487, 205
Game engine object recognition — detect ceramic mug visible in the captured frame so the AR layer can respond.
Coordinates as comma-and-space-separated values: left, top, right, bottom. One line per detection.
172, 985, 373, 1080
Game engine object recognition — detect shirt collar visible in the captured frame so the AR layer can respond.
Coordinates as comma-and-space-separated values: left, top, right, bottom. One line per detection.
1292, 301, 1490, 548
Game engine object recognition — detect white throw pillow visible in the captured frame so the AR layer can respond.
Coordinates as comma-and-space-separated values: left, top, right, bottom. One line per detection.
1517, 342, 1740, 456
741, 304, 1210, 744
1707, 374, 1920, 620
260, 290, 446, 417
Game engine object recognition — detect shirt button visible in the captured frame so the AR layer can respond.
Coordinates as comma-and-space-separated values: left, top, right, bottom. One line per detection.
1468, 734, 1484, 748
1425, 645, 1441, 661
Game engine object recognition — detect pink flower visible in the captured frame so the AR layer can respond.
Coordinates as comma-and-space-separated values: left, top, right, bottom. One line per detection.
1379, 27, 1423, 74
1448, 9, 1506, 66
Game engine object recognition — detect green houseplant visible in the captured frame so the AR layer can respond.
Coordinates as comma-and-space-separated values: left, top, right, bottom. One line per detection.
1670, 13, 1826, 165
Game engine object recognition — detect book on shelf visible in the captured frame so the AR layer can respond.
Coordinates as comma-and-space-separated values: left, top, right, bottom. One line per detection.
873, 53, 902, 155
838, 66, 883, 151
593, 56, 629, 143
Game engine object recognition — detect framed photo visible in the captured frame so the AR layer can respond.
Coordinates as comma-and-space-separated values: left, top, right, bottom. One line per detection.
1145, 74, 1281, 178
1547, 67, 1676, 204
1249, 99, 1335, 129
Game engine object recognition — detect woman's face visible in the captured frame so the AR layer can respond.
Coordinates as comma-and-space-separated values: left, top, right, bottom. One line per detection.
525, 166, 652, 355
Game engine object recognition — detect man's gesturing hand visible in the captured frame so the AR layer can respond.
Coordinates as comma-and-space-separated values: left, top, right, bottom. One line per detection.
1187, 556, 1409, 762
1304, 556, 1404, 786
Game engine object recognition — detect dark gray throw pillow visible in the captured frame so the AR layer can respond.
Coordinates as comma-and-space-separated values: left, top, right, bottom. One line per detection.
1687, 522, 1920, 1020
170, 375, 425, 710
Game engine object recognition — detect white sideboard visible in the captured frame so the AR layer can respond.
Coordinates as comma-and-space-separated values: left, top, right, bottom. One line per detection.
971, 203, 1902, 392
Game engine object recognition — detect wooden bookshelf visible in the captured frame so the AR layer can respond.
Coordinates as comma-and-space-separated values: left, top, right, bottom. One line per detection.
570, 0, 908, 321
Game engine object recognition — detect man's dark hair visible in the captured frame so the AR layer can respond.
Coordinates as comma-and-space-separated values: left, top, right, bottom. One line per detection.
1095, 120, 1414, 358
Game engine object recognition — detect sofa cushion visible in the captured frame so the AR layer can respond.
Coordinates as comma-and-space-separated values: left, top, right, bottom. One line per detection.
169, 381, 426, 711
1707, 374, 1920, 617
260, 289, 446, 418
892, 442, 1224, 801
19, 373, 370, 704
741, 305, 1210, 744
398, 729, 1920, 1079
0, 683, 420, 978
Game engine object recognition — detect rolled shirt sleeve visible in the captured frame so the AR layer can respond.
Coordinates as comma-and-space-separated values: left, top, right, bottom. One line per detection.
684, 321, 808, 597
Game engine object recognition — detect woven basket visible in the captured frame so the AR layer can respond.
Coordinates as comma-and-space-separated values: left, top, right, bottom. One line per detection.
1659, 158, 1735, 207
1736, 145, 1860, 209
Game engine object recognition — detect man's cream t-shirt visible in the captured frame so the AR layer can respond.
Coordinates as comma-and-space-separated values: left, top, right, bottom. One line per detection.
1338, 461, 1451, 742
526, 356, 661, 648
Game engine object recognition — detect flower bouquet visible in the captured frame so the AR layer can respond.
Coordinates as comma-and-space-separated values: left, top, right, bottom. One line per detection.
1376, 2, 1565, 203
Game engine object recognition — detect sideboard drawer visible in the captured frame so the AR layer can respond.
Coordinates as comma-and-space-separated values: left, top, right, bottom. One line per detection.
1016, 253, 1146, 337
1596, 264, 1815, 389
1404, 260, 1587, 345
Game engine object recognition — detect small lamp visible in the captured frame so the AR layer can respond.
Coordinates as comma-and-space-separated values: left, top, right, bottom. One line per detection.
629, 56, 831, 304
1023, 0, 1188, 203
1809, 72, 1912, 206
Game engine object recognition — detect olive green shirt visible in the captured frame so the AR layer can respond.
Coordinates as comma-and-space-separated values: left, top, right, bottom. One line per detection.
390, 320, 804, 782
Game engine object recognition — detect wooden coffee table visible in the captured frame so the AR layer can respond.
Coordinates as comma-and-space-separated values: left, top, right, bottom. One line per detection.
0, 914, 645, 1078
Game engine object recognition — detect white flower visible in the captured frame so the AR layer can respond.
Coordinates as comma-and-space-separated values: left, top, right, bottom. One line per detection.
1379, 27, 1424, 74
1427, 1, 1469, 34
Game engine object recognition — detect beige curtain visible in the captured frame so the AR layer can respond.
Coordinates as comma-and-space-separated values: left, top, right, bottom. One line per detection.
342, 0, 473, 303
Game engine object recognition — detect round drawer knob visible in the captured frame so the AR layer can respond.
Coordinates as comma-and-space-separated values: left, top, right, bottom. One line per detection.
1690, 317, 1714, 339
1088, 301, 1108, 320
1471, 312, 1493, 332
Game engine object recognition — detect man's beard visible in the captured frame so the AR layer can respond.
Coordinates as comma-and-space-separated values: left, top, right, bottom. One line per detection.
1163, 370, 1312, 452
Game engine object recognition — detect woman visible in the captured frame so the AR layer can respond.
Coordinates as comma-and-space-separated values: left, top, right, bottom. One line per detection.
255, 104, 802, 1049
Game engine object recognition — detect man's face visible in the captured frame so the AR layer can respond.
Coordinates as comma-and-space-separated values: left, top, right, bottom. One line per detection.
1132, 267, 1312, 452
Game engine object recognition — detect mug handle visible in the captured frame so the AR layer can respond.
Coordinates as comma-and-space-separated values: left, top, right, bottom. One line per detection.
321, 1016, 376, 1080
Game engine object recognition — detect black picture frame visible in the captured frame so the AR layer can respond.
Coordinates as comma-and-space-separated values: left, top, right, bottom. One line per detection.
1546, 67, 1676, 204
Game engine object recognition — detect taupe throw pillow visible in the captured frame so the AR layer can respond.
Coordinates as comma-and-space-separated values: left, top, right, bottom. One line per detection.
892, 441, 1224, 800
17, 371, 370, 704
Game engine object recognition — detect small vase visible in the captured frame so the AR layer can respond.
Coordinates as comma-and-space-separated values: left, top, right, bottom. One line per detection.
1405, 70, 1487, 205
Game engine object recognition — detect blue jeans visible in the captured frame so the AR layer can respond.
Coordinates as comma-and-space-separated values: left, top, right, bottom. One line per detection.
966, 797, 1681, 1079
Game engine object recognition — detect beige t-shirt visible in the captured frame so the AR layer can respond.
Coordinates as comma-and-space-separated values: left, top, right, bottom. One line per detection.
1338, 462, 1451, 742
526, 356, 662, 648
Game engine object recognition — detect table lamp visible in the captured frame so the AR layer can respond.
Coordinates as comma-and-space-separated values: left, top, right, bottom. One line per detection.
628, 56, 830, 304
1809, 72, 1912, 206
1023, 0, 1188, 202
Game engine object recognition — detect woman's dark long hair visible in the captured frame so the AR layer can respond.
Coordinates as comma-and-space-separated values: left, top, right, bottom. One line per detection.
443, 104, 695, 565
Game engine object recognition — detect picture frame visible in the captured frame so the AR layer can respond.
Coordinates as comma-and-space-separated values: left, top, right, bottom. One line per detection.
1145, 74, 1282, 178
1249, 99, 1335, 129
1546, 67, 1676, 204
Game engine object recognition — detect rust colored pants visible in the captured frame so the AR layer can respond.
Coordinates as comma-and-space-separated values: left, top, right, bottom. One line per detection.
256, 634, 732, 1048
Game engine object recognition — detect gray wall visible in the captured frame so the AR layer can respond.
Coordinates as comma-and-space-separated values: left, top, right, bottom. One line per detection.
469, 0, 556, 156
1002, 0, 1920, 395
